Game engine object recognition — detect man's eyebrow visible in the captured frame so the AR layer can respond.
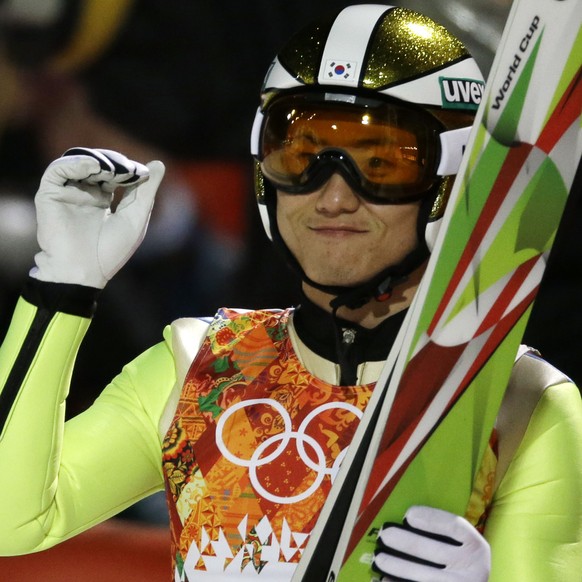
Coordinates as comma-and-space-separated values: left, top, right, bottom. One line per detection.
353, 136, 395, 147
290, 128, 402, 148
291, 130, 327, 146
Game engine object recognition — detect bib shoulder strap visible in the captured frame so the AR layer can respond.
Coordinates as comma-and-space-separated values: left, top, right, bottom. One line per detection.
494, 346, 570, 489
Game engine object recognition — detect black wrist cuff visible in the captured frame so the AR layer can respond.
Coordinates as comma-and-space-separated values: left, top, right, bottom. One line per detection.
21, 277, 101, 318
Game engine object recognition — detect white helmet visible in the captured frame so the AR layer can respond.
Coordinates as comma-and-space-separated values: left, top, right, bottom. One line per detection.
251, 4, 484, 306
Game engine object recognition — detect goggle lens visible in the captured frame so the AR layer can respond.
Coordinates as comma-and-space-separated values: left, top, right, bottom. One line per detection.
258, 93, 444, 203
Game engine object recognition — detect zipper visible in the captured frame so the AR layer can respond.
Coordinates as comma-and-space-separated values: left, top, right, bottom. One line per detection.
342, 327, 357, 346
339, 327, 358, 385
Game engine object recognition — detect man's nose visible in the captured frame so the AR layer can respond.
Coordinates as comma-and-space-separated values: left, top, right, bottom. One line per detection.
314, 173, 361, 215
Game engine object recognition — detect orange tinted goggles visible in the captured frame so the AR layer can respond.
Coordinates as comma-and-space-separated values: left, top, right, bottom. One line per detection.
256, 93, 445, 203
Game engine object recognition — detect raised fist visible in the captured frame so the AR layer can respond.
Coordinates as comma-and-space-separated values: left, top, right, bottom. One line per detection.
31, 147, 165, 289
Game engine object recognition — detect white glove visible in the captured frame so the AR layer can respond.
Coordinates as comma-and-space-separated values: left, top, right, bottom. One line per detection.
30, 147, 165, 289
373, 505, 491, 582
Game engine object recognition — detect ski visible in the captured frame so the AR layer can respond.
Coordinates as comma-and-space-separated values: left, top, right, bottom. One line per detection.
292, 0, 582, 579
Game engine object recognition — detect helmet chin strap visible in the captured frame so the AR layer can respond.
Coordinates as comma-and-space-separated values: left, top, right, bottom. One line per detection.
327, 274, 405, 311
276, 227, 428, 311
323, 244, 428, 311
264, 169, 441, 311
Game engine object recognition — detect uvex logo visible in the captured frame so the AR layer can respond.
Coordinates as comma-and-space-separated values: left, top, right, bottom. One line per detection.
439, 77, 485, 110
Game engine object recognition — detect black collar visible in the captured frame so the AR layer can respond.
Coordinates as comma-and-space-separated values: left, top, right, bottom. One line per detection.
293, 296, 407, 385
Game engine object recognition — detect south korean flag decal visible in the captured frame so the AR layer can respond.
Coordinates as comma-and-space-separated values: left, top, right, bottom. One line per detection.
318, 5, 387, 87
325, 60, 358, 82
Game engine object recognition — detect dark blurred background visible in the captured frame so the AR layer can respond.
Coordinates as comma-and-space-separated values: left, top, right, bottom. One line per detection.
0, 1, 579, 577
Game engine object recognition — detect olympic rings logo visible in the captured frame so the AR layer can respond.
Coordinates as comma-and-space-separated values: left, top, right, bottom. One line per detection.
215, 398, 362, 505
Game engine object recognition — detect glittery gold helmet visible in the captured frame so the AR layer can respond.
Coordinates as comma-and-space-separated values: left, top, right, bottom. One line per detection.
250, 4, 485, 306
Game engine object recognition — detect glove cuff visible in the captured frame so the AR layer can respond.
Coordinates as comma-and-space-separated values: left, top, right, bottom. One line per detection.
22, 277, 101, 318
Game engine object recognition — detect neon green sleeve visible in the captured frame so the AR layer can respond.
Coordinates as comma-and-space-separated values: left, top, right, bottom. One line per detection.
0, 296, 176, 555
485, 381, 582, 581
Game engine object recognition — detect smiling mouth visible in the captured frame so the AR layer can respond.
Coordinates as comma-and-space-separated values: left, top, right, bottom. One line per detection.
309, 225, 368, 235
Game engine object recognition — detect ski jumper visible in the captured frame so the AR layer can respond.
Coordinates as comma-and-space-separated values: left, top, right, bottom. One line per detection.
0, 282, 581, 581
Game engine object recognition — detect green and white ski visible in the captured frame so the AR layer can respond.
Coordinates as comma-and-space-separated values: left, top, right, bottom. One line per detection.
292, 0, 582, 579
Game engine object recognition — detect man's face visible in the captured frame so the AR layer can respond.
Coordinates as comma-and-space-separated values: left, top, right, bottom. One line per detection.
276, 174, 421, 288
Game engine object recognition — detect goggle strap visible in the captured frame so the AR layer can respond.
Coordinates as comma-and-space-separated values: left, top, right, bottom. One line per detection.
437, 126, 472, 176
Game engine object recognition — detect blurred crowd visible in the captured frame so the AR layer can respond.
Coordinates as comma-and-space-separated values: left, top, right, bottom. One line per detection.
0, 0, 579, 528
0, 0, 350, 409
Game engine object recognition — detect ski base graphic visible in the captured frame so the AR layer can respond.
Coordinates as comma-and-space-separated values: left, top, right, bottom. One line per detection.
292, 0, 581, 579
